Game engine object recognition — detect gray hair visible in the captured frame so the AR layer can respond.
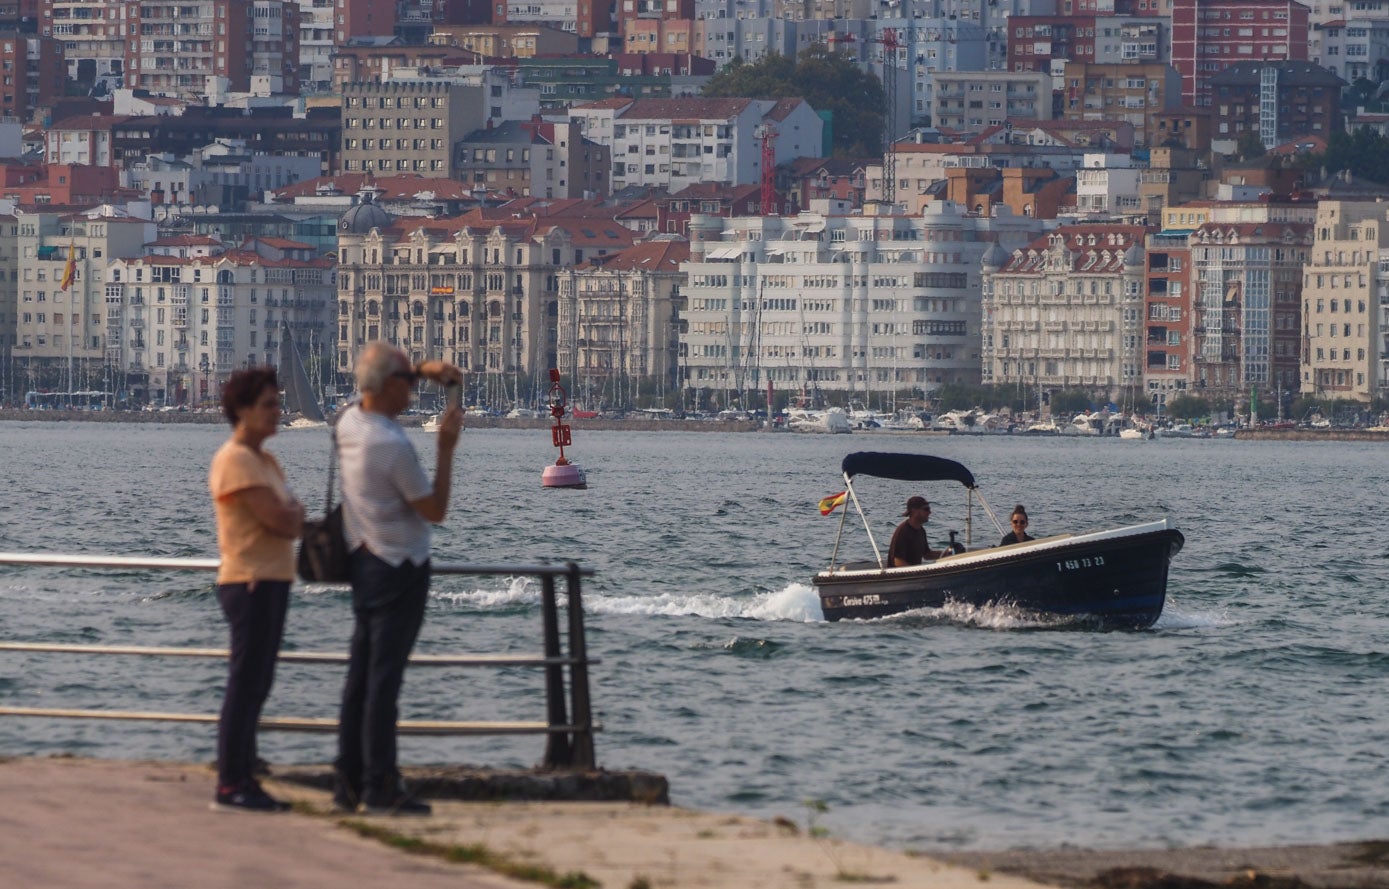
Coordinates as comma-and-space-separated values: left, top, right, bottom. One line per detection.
355, 341, 403, 394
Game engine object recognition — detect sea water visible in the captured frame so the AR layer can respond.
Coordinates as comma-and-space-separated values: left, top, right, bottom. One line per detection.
2, 421, 1388, 851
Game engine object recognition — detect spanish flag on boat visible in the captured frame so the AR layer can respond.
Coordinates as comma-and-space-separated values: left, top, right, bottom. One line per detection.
818, 491, 847, 516
59, 239, 76, 292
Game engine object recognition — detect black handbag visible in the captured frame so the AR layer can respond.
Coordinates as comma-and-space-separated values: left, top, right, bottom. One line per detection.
298, 430, 351, 583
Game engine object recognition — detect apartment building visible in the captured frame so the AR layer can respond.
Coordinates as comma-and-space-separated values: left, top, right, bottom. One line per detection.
454, 118, 610, 199
556, 237, 690, 403
106, 236, 335, 404
1206, 61, 1345, 148
1315, 16, 1389, 82
1143, 227, 1196, 409
982, 223, 1150, 403
1170, 0, 1310, 107
929, 71, 1052, 131
570, 97, 823, 194
14, 209, 155, 394
334, 199, 634, 392
40, 0, 123, 91
682, 201, 1043, 405
340, 81, 483, 178
1300, 200, 1389, 404
429, 23, 580, 57
1060, 62, 1183, 147
0, 30, 64, 123
1190, 218, 1311, 399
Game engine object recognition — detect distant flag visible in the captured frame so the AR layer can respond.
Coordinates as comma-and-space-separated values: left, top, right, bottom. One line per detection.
818, 491, 847, 516
59, 238, 76, 292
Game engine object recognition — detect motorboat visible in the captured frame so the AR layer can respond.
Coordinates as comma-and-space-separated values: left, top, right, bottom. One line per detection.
1157, 423, 1195, 438
812, 452, 1185, 628
1023, 419, 1062, 434
786, 408, 852, 434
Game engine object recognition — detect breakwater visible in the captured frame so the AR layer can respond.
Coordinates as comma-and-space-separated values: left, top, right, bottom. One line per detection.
1234, 427, 1389, 441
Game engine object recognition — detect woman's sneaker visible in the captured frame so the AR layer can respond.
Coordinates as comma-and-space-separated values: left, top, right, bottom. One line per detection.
213, 783, 291, 813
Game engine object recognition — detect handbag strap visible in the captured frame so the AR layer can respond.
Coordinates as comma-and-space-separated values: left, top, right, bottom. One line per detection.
323, 427, 339, 514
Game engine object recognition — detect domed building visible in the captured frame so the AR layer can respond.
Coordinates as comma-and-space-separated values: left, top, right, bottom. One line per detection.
337, 188, 394, 235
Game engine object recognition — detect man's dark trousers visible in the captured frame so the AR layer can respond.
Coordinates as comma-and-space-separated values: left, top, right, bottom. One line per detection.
336, 548, 429, 803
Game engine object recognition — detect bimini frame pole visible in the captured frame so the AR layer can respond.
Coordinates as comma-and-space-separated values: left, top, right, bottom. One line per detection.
844, 475, 885, 568
972, 487, 1005, 541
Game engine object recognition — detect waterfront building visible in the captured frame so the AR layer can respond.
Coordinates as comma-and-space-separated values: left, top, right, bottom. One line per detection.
570, 97, 823, 194
1170, 0, 1310, 108
106, 235, 335, 406
1300, 200, 1389, 405
0, 212, 16, 403
981, 223, 1149, 405
13, 207, 155, 397
681, 202, 1043, 409
556, 236, 689, 408
1189, 216, 1311, 402
1143, 226, 1197, 411
334, 196, 634, 404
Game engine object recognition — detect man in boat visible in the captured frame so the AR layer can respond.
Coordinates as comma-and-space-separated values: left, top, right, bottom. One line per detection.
333, 342, 464, 815
887, 496, 948, 566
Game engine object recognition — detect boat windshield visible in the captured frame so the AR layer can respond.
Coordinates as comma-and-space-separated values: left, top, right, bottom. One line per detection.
841, 452, 976, 488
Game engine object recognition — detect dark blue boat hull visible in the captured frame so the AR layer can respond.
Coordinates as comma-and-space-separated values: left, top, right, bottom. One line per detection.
815, 528, 1184, 628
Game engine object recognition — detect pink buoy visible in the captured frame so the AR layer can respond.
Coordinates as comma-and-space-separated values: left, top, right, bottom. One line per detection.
542, 368, 587, 489
542, 461, 587, 489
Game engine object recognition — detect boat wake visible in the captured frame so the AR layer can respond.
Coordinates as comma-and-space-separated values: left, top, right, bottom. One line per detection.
430, 578, 826, 622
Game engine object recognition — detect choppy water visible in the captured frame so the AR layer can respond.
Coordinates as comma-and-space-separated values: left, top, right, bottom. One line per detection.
2, 421, 1388, 852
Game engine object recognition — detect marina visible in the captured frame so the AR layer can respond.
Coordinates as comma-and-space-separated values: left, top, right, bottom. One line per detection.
1, 423, 1388, 852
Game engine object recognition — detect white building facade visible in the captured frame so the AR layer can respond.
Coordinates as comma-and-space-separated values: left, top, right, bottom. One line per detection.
680, 202, 1043, 407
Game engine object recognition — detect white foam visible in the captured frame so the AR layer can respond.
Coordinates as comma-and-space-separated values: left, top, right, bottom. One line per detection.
430, 576, 542, 609
586, 582, 825, 622
1152, 600, 1234, 629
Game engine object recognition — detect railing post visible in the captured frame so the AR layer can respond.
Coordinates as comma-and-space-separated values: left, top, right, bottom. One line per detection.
539, 571, 572, 768
565, 561, 596, 770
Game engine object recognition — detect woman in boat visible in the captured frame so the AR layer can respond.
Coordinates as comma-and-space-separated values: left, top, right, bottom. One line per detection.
998, 505, 1035, 547
208, 367, 305, 812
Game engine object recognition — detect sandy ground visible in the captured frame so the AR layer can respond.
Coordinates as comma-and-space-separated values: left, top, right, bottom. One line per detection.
5, 756, 1388, 889
0, 756, 1042, 889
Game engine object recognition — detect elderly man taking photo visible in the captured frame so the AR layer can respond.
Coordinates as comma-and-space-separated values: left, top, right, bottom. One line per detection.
333, 341, 464, 815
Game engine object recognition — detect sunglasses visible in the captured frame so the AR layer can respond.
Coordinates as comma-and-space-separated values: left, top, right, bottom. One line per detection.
1011, 518, 1028, 525
390, 369, 421, 384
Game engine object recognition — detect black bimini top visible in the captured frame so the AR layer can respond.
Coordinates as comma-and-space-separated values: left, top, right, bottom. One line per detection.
841, 452, 976, 488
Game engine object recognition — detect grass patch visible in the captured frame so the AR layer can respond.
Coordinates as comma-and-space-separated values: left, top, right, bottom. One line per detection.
341, 818, 600, 889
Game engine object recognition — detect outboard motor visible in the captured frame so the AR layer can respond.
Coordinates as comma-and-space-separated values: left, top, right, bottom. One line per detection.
947, 530, 967, 555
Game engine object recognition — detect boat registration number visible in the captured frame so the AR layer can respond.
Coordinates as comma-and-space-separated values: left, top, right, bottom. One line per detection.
1056, 556, 1104, 572
837, 594, 883, 607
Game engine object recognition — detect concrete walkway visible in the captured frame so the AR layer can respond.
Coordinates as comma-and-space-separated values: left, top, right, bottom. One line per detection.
0, 756, 1047, 889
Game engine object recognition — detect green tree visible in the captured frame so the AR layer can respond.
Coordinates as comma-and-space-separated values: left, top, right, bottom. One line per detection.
702, 45, 885, 156
1235, 130, 1266, 161
1165, 393, 1209, 421
1050, 389, 1092, 415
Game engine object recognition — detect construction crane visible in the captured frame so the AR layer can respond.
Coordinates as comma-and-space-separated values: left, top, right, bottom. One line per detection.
755, 123, 778, 215
874, 27, 902, 210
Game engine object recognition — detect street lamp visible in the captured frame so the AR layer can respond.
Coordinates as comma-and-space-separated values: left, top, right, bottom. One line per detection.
199, 355, 210, 407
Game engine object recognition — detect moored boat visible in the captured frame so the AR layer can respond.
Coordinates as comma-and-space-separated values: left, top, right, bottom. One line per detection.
812, 452, 1184, 628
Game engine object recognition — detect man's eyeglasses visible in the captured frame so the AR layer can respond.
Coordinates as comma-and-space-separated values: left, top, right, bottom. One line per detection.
390, 368, 420, 384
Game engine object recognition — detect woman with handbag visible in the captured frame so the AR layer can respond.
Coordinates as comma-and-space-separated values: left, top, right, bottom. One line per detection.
208, 367, 305, 812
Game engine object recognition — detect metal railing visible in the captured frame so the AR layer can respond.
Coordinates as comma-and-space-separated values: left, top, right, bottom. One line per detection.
0, 553, 597, 770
